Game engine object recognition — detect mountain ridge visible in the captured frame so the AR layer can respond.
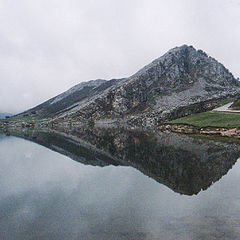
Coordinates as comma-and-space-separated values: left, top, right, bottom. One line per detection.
15, 45, 240, 127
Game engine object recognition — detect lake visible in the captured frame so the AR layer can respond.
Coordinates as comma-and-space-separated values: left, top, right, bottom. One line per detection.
1, 128, 240, 240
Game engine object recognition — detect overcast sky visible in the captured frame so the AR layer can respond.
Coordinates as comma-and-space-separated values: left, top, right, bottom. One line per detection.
1, 0, 240, 113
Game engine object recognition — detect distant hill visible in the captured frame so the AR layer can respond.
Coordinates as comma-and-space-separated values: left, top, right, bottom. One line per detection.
16, 45, 240, 127
0, 113, 12, 119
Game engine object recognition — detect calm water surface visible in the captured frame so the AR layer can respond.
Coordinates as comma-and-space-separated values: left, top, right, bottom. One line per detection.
1, 133, 240, 240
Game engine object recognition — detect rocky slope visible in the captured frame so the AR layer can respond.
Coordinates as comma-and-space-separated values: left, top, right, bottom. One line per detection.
16, 45, 240, 126
17, 78, 124, 118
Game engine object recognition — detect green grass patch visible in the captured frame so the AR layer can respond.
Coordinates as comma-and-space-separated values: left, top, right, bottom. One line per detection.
170, 112, 240, 128
4, 115, 43, 123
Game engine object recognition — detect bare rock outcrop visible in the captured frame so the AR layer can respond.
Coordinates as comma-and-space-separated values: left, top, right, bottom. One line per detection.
13, 45, 240, 127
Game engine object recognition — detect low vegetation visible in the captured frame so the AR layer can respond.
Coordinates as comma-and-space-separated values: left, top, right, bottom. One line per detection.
229, 99, 240, 110
170, 111, 240, 128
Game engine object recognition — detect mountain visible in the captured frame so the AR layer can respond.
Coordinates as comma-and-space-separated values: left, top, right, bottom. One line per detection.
16, 45, 240, 126
17, 78, 124, 118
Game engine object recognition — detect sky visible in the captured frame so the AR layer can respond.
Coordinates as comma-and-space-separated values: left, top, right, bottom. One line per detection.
1, 0, 240, 114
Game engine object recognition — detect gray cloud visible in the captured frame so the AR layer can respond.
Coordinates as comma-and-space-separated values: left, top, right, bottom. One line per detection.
0, 0, 240, 113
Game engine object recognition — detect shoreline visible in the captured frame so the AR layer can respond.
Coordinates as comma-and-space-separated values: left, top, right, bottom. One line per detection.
2, 117, 240, 143
158, 123, 240, 140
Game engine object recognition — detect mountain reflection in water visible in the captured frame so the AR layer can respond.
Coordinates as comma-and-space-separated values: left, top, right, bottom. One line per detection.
9, 127, 240, 195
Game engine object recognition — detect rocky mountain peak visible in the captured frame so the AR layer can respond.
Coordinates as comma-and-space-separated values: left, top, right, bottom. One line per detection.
88, 45, 240, 124
129, 45, 239, 93
16, 45, 240, 127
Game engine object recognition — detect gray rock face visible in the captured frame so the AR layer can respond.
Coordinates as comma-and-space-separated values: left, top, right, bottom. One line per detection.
17, 78, 124, 118
62, 45, 240, 126
16, 45, 240, 126
50, 79, 106, 105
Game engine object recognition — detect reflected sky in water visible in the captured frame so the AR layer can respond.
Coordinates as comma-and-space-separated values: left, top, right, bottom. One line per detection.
1, 135, 240, 240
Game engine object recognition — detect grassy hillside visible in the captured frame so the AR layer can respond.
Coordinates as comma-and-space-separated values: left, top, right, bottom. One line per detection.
170, 112, 240, 128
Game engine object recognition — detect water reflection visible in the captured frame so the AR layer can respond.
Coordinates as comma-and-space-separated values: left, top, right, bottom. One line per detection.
7, 127, 240, 195
1, 130, 240, 239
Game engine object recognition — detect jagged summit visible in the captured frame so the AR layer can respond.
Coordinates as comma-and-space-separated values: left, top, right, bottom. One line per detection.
133, 44, 236, 87
16, 45, 240, 126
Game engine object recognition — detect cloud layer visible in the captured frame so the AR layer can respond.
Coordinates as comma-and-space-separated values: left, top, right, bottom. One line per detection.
1, 0, 240, 113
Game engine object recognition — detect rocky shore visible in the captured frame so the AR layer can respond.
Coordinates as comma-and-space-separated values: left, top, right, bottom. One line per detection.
159, 123, 240, 139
